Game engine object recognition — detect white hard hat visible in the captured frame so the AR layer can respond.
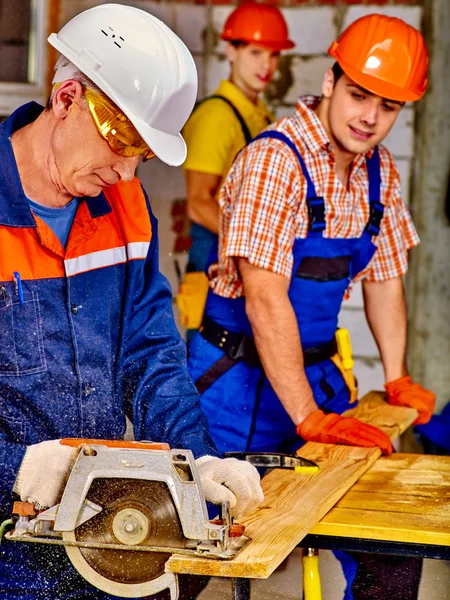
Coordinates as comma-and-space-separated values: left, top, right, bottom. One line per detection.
48, 3, 197, 166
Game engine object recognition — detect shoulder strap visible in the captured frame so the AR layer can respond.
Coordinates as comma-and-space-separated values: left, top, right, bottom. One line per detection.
365, 146, 385, 237
253, 131, 326, 233
196, 95, 253, 144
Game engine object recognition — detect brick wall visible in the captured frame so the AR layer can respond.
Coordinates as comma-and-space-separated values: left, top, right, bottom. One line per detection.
59, 0, 424, 393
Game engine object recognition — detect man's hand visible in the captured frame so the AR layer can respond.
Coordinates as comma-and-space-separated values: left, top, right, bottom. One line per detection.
296, 410, 393, 454
195, 456, 264, 519
13, 440, 78, 508
385, 376, 435, 425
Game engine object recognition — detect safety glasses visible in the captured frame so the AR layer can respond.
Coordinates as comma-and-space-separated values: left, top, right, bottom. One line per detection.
84, 88, 155, 162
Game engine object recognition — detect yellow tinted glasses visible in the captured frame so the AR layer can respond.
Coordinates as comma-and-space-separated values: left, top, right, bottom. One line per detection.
84, 88, 155, 162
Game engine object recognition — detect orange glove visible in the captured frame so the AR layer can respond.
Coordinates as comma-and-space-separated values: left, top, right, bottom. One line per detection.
296, 410, 393, 454
385, 376, 435, 425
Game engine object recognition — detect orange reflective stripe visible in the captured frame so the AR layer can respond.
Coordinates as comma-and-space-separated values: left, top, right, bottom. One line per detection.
0, 178, 152, 282
65, 179, 152, 260
0, 223, 65, 281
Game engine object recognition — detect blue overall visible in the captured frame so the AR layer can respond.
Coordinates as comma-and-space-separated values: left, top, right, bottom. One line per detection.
188, 131, 384, 455
188, 222, 217, 273
187, 132, 385, 600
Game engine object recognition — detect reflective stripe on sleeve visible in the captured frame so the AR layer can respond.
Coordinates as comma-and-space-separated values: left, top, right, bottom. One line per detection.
64, 242, 150, 277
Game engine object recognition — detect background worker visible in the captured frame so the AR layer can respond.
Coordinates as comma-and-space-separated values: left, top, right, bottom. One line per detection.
187, 14, 435, 600
0, 5, 263, 599
177, 2, 294, 337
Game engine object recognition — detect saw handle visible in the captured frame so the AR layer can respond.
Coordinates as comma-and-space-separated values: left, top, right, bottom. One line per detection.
60, 438, 170, 451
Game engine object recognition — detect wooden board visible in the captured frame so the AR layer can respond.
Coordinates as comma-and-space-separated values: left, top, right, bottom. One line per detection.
166, 392, 418, 578
310, 453, 450, 546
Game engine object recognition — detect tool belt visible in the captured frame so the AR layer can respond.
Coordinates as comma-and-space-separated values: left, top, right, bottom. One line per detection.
195, 317, 338, 394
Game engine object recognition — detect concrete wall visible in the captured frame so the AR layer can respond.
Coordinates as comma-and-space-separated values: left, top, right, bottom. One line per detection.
407, 0, 450, 413
57, 0, 425, 397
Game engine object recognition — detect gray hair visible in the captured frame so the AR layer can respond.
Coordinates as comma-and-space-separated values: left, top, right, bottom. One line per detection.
46, 55, 107, 108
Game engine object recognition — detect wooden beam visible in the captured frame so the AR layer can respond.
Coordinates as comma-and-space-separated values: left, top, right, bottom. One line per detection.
166, 392, 417, 579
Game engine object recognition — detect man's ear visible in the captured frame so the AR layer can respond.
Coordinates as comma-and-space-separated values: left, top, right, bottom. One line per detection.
224, 42, 238, 64
51, 80, 84, 119
321, 68, 335, 99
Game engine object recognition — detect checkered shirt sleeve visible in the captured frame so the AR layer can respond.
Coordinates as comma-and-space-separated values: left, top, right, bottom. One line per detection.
215, 138, 301, 294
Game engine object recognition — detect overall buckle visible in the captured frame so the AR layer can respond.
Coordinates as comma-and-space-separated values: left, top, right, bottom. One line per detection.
307, 197, 326, 232
366, 201, 385, 236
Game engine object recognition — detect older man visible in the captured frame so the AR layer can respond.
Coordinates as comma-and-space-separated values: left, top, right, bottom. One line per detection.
0, 5, 262, 599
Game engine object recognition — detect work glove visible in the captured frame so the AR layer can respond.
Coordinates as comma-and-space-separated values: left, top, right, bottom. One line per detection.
196, 456, 264, 520
296, 410, 393, 455
385, 376, 435, 425
13, 439, 79, 509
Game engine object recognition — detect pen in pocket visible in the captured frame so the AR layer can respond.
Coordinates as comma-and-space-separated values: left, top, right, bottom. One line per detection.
13, 272, 24, 305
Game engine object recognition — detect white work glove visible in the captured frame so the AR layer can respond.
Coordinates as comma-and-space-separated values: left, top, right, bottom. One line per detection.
196, 456, 264, 520
13, 440, 78, 509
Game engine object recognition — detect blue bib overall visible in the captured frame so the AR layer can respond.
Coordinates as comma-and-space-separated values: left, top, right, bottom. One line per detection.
187, 131, 385, 455
188, 134, 423, 600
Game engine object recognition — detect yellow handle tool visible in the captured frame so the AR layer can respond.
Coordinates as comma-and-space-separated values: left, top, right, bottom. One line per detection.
331, 328, 358, 404
335, 328, 354, 371
224, 452, 319, 474
175, 271, 209, 330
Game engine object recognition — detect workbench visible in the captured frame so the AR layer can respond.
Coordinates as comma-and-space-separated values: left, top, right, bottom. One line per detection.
166, 394, 450, 599
214, 453, 450, 600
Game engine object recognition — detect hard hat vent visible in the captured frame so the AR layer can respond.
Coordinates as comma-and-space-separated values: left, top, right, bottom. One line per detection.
101, 26, 125, 49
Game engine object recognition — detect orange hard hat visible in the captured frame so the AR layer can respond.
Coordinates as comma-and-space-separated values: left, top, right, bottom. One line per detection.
328, 14, 428, 102
220, 3, 295, 52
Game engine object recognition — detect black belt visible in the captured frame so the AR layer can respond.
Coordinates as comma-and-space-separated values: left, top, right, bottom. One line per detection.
200, 317, 261, 367
195, 317, 337, 395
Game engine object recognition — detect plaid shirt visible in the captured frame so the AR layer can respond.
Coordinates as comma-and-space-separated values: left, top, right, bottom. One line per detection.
210, 96, 419, 299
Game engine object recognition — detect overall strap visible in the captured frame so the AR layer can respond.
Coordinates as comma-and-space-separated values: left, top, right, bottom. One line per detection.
365, 146, 385, 236
253, 131, 326, 234
197, 95, 252, 144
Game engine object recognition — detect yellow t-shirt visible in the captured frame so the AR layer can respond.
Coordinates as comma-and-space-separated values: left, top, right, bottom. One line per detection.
182, 80, 274, 181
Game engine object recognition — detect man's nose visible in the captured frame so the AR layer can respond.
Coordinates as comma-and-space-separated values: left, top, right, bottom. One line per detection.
262, 52, 271, 71
361, 100, 378, 127
114, 156, 140, 182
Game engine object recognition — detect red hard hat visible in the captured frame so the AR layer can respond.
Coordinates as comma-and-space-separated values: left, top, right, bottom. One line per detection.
220, 3, 295, 52
328, 14, 428, 102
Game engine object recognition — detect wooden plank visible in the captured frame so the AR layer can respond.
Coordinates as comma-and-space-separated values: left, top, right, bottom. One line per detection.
166, 392, 417, 578
310, 453, 450, 546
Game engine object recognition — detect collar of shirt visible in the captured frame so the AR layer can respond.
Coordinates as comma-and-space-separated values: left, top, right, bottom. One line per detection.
294, 95, 374, 172
215, 80, 273, 125
0, 102, 111, 228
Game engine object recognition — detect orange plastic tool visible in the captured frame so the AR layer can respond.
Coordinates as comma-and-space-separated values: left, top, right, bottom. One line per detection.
60, 438, 170, 451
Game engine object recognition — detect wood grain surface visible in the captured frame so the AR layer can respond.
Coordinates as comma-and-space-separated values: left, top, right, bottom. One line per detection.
166, 392, 418, 578
310, 453, 450, 546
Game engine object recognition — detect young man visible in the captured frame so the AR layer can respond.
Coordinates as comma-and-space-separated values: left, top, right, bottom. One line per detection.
0, 5, 262, 599
177, 2, 294, 336
188, 14, 434, 600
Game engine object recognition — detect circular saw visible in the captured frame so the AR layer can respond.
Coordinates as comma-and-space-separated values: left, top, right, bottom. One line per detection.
6, 440, 249, 599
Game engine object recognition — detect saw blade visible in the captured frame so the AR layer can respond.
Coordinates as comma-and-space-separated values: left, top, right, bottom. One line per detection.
63, 478, 186, 597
